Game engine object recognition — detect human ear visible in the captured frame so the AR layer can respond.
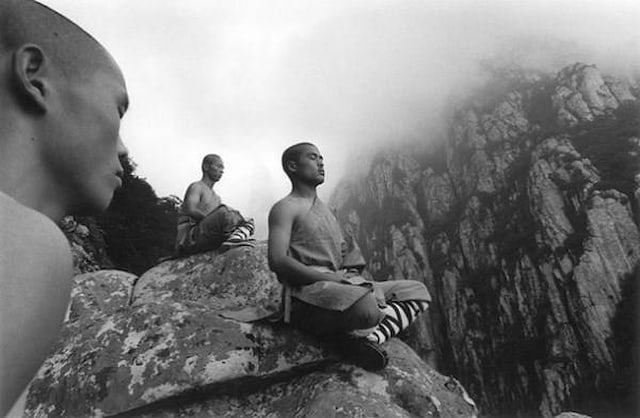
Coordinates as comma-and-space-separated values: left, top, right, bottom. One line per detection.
286, 160, 297, 173
12, 44, 48, 113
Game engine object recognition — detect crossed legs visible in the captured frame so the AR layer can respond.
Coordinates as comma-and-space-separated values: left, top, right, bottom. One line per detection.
180, 205, 255, 254
289, 279, 430, 370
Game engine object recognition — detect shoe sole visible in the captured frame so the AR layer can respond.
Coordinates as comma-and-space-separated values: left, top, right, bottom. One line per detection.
220, 241, 256, 251
337, 339, 389, 371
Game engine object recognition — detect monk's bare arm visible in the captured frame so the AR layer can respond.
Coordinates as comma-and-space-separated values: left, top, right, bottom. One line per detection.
0, 205, 72, 414
268, 199, 343, 286
181, 183, 210, 221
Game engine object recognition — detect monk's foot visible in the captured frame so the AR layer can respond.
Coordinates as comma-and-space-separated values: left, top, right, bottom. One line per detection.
335, 338, 388, 371
227, 220, 255, 242
220, 238, 256, 252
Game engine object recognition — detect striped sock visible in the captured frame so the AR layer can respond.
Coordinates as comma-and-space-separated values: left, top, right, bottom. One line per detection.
227, 219, 255, 242
366, 300, 428, 345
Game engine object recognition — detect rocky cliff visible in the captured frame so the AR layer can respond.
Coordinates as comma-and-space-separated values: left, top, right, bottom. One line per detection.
24, 244, 478, 418
330, 63, 640, 417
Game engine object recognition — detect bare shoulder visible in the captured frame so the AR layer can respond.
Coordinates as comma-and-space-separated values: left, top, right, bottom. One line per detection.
0, 193, 72, 287
0, 193, 73, 413
185, 181, 206, 195
269, 195, 307, 219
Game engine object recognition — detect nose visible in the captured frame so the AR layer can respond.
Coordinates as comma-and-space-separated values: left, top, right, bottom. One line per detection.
116, 136, 128, 176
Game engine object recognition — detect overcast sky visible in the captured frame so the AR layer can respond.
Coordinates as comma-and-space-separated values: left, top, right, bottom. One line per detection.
41, 0, 639, 238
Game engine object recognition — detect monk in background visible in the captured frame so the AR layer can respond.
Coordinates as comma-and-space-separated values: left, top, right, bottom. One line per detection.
268, 142, 432, 370
0, 0, 129, 413
176, 154, 255, 255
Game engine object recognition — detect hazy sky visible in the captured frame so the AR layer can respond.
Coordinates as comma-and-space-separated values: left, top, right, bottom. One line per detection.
41, 0, 639, 238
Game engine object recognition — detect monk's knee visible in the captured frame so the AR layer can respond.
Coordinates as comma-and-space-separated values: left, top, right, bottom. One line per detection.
344, 293, 383, 330
385, 280, 431, 303
401, 280, 426, 292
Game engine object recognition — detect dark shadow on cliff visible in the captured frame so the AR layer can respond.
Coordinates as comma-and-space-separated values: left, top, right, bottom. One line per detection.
572, 266, 639, 417
609, 266, 640, 417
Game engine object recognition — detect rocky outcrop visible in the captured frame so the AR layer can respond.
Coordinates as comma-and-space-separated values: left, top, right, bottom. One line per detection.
59, 216, 112, 274
129, 342, 475, 418
25, 244, 477, 418
331, 63, 639, 417
552, 63, 635, 127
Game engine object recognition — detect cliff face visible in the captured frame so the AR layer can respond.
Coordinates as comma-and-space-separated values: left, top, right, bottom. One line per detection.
330, 63, 640, 417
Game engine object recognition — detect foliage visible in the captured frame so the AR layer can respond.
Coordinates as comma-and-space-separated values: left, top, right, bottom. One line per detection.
96, 157, 179, 275
570, 102, 640, 206
523, 76, 557, 131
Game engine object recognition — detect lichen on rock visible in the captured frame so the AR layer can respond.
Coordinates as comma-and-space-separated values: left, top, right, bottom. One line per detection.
25, 243, 477, 418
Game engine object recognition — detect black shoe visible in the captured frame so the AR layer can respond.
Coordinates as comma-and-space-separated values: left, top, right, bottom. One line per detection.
335, 338, 389, 371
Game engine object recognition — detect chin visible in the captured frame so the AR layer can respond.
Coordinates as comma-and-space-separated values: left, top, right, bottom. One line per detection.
81, 190, 116, 215
101, 191, 118, 212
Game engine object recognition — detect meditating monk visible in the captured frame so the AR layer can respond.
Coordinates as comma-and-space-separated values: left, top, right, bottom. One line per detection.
176, 154, 255, 255
0, 0, 129, 413
267, 142, 431, 370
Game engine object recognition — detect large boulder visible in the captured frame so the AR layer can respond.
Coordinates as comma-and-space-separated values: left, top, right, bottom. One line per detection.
132, 341, 476, 418
25, 243, 477, 417
131, 243, 281, 320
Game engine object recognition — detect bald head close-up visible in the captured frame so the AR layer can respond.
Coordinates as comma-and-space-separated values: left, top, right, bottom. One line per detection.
0, 0, 117, 81
0, 0, 129, 221
0, 1, 129, 415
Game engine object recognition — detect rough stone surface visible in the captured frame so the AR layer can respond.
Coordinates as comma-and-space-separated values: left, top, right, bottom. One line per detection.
132, 244, 281, 316
132, 341, 477, 418
25, 244, 477, 418
331, 63, 639, 417
59, 216, 112, 274
67, 269, 137, 322
552, 63, 628, 127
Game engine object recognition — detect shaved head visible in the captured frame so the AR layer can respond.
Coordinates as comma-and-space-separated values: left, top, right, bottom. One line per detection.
202, 154, 222, 171
0, 0, 118, 80
282, 142, 316, 178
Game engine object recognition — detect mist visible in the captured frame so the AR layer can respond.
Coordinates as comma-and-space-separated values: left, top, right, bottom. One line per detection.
42, 0, 640, 238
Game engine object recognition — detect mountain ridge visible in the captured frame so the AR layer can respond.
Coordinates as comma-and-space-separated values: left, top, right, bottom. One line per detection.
330, 62, 640, 417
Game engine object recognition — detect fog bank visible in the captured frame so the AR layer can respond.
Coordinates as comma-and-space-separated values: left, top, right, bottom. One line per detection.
42, 0, 640, 238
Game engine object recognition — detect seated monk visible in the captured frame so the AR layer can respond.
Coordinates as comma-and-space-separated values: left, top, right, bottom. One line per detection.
176, 154, 255, 255
267, 142, 431, 370
0, 0, 130, 413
